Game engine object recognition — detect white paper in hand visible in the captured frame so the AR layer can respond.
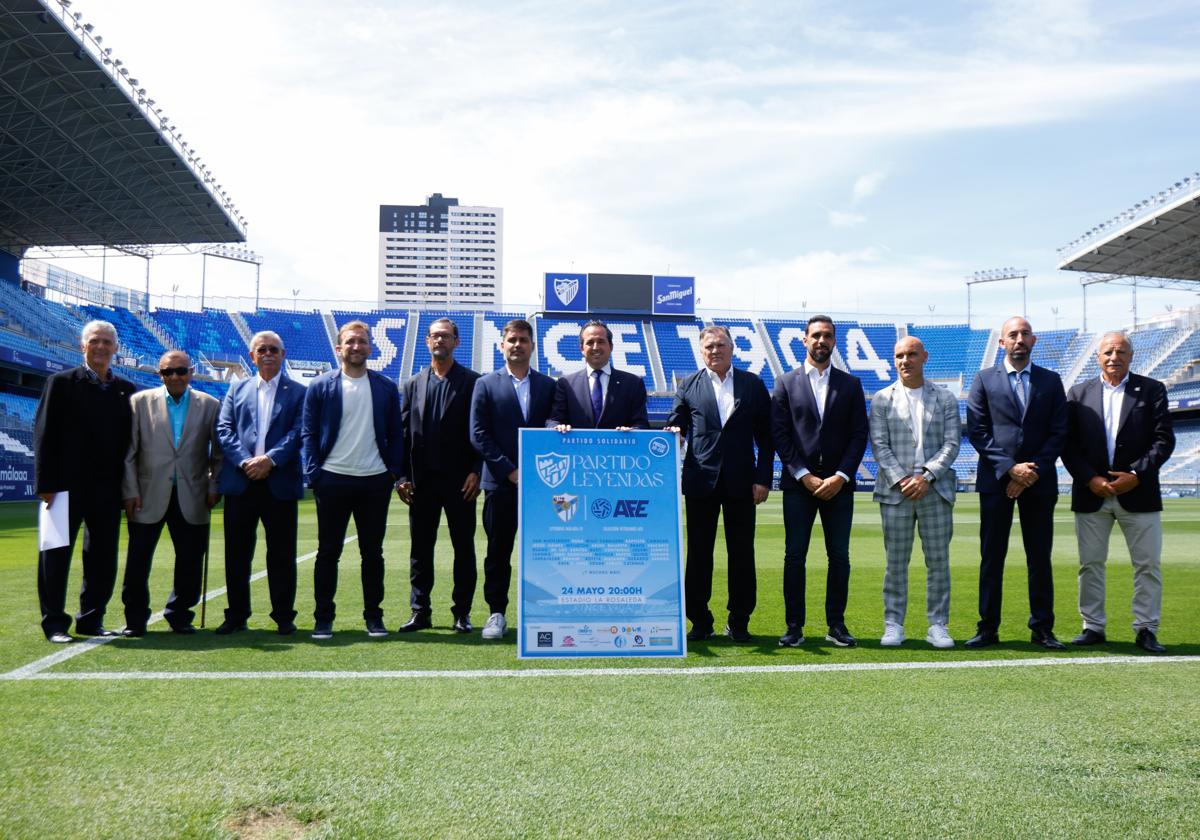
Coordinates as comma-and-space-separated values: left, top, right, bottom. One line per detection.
38, 491, 70, 551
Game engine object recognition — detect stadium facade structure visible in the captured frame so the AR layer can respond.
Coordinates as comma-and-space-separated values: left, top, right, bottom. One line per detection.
378, 194, 503, 309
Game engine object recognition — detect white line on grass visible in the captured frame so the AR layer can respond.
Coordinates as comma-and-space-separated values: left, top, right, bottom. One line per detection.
6, 654, 1197, 682
3, 536, 356, 680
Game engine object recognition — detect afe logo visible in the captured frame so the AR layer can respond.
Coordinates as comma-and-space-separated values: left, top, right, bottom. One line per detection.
613, 499, 649, 518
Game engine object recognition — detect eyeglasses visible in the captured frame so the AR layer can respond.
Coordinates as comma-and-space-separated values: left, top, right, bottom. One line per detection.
159, 366, 192, 377
254, 345, 282, 355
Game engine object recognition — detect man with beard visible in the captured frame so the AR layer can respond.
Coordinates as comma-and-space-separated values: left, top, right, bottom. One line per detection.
396, 318, 482, 633
302, 321, 404, 640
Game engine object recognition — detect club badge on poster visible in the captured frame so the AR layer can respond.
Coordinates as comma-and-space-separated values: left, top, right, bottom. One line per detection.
517, 428, 685, 658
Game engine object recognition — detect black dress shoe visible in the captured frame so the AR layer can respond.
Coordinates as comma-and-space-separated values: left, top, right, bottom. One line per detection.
75, 626, 117, 637
1071, 628, 1107, 646
778, 628, 805, 647
1031, 630, 1067, 650
214, 620, 248, 635
47, 632, 73, 644
398, 613, 432, 632
121, 627, 146, 638
825, 625, 857, 647
170, 624, 197, 635
452, 616, 473, 633
686, 627, 714, 642
964, 631, 999, 648
277, 621, 297, 636
1135, 628, 1166, 653
724, 624, 752, 643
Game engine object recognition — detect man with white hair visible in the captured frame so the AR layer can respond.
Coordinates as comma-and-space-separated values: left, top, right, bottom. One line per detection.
34, 320, 137, 642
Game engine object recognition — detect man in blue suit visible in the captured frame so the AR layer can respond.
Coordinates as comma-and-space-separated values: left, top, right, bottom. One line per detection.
302, 320, 404, 640
772, 315, 868, 648
469, 319, 556, 640
216, 330, 305, 635
966, 316, 1068, 649
547, 320, 648, 431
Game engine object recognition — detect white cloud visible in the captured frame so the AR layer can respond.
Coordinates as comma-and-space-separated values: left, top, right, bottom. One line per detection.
828, 210, 867, 228
852, 171, 887, 203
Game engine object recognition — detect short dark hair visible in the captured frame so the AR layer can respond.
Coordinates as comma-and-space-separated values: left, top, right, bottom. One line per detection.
502, 318, 534, 341
428, 317, 459, 338
806, 315, 835, 335
579, 320, 613, 345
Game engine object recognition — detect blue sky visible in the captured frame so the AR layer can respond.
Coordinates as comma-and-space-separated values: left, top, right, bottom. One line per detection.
43, 0, 1200, 331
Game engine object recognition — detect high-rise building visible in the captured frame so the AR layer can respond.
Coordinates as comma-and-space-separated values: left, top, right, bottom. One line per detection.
378, 194, 503, 308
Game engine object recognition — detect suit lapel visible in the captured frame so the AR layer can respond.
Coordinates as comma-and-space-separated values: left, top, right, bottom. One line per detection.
893, 381, 912, 428
1084, 377, 1104, 432
154, 389, 174, 451
177, 389, 200, 451
919, 382, 938, 439
601, 369, 620, 423
573, 370, 593, 423
413, 368, 428, 429
1117, 375, 1139, 435
440, 366, 459, 420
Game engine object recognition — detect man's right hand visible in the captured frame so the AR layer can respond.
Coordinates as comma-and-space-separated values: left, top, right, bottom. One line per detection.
242, 455, 274, 481
1007, 462, 1039, 487
396, 481, 414, 505
123, 496, 141, 518
508, 468, 520, 485
801, 473, 823, 494
38, 492, 55, 507
1087, 475, 1115, 498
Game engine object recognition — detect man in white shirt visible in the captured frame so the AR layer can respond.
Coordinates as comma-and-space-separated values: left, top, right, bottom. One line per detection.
301, 321, 404, 640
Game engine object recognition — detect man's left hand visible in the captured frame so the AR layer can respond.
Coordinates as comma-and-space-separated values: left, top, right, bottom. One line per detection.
462, 472, 481, 501
813, 474, 845, 501
899, 475, 929, 500
752, 484, 769, 505
1107, 470, 1140, 495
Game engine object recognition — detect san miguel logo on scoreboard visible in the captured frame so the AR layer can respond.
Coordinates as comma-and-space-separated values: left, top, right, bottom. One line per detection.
544, 273, 588, 313
651, 276, 695, 316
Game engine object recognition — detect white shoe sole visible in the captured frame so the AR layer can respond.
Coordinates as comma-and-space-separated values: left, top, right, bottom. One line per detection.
367, 630, 389, 638
880, 636, 905, 647
926, 635, 955, 649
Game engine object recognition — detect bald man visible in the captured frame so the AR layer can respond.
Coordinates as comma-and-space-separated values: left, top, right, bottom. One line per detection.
965, 316, 1068, 649
1062, 332, 1174, 653
868, 337, 961, 648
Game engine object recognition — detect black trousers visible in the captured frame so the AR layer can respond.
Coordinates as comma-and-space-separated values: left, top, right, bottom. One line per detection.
122, 487, 209, 630
408, 472, 478, 619
684, 478, 757, 633
481, 487, 518, 615
977, 490, 1057, 635
313, 470, 393, 623
223, 480, 298, 625
37, 486, 121, 637
781, 485, 854, 630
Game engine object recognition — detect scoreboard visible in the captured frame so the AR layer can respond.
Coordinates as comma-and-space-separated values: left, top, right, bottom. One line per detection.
544, 272, 695, 316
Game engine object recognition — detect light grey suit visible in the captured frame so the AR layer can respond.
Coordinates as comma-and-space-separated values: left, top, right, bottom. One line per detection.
869, 381, 960, 627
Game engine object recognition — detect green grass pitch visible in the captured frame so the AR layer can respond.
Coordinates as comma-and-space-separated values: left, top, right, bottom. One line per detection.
1, 495, 1197, 838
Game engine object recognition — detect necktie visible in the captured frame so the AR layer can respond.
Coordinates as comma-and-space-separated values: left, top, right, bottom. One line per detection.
590, 369, 604, 424
1014, 370, 1027, 417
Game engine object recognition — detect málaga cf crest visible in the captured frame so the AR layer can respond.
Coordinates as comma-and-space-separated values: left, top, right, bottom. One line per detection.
535, 452, 570, 488
554, 277, 579, 307
551, 493, 578, 522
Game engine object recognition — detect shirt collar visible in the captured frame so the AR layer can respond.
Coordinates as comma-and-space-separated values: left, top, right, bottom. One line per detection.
257, 372, 279, 390
505, 364, 529, 383
1101, 373, 1130, 391
162, 385, 191, 406
706, 366, 733, 386
804, 360, 829, 380
1003, 357, 1033, 376
587, 362, 613, 378
82, 361, 114, 382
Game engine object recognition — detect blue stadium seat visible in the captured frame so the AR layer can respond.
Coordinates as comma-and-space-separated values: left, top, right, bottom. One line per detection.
652, 319, 704, 389
151, 308, 249, 363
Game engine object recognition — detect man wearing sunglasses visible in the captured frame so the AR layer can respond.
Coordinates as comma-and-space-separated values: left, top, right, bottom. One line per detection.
120, 350, 223, 636
216, 331, 306, 635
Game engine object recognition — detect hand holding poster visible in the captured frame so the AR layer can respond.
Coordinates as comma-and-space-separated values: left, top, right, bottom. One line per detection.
517, 428, 685, 658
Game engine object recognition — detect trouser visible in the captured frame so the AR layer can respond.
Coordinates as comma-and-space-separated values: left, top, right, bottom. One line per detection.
122, 487, 209, 630
684, 479, 757, 632
408, 472, 478, 619
481, 488, 518, 615
1075, 497, 1163, 633
37, 486, 121, 637
977, 490, 1057, 635
782, 485, 854, 630
223, 480, 298, 625
880, 493, 953, 627
313, 470, 393, 623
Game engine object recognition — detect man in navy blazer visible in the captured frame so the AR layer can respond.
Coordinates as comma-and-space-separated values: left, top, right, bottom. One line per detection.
1062, 332, 1174, 653
216, 330, 306, 635
302, 320, 404, 640
666, 325, 773, 643
965, 316, 1068, 649
469, 318, 556, 640
547, 320, 648, 431
771, 315, 868, 648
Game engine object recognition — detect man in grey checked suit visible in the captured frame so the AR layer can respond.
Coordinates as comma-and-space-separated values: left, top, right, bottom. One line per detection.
868, 336, 961, 649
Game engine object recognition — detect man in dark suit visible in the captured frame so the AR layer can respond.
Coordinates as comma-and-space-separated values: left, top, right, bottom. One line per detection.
120, 350, 222, 636
302, 320, 404, 640
665, 325, 773, 643
216, 330, 306, 635
771, 315, 868, 648
34, 320, 136, 642
966, 316, 1068, 649
1062, 332, 1175, 653
469, 319, 556, 640
548, 320, 648, 431
396, 318, 482, 633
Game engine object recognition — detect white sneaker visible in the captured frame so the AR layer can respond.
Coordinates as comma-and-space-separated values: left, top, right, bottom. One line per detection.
880, 622, 906, 646
926, 624, 955, 649
481, 613, 507, 640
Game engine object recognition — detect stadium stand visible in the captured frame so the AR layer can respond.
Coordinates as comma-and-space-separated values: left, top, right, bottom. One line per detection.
242, 308, 336, 367
1149, 327, 1200, 381
651, 318, 704, 390
835, 321, 899, 394
906, 324, 992, 381
151, 308, 249, 365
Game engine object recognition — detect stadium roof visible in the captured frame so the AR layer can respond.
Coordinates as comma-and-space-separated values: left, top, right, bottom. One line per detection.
0, 0, 246, 256
1057, 172, 1200, 284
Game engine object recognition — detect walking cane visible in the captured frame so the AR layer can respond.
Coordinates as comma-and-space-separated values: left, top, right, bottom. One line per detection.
200, 522, 211, 629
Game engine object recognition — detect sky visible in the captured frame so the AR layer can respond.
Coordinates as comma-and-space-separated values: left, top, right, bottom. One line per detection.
39, 0, 1200, 331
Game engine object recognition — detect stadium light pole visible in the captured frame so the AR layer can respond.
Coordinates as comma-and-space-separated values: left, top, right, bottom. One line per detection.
201, 244, 263, 312
965, 268, 1028, 328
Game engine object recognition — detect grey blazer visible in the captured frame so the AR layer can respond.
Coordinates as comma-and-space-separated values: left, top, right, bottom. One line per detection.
868, 381, 960, 506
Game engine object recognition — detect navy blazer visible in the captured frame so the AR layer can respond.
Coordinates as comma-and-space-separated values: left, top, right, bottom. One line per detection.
547, 367, 648, 429
1062, 373, 1174, 513
771, 365, 868, 491
470, 367, 556, 491
966, 363, 1067, 496
216, 373, 305, 500
399, 361, 482, 486
301, 368, 404, 487
35, 365, 136, 494
665, 367, 774, 496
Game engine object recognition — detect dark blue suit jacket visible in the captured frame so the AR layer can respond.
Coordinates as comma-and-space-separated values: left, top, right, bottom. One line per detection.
470, 367, 556, 491
665, 367, 774, 496
547, 367, 648, 429
216, 373, 305, 500
1063, 373, 1174, 513
771, 366, 868, 491
966, 363, 1067, 496
301, 368, 404, 487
